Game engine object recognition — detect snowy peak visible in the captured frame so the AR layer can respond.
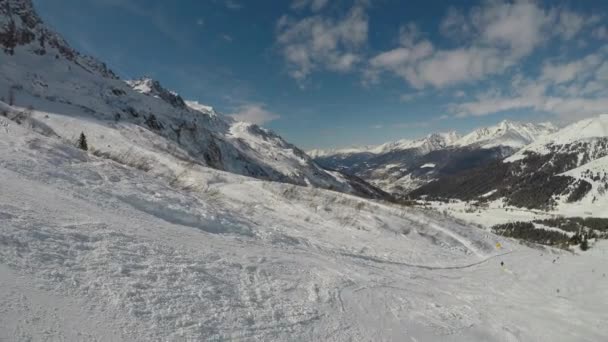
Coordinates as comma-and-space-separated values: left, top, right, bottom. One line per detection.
507, 114, 608, 162
307, 146, 374, 158
371, 131, 460, 154
185, 100, 216, 116
310, 119, 557, 159
0, 0, 116, 78
542, 114, 608, 145
424, 131, 460, 149
454, 120, 557, 149
126, 77, 186, 109
309, 131, 460, 158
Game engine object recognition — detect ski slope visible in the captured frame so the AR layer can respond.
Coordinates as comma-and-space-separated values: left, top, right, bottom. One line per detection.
1, 116, 608, 341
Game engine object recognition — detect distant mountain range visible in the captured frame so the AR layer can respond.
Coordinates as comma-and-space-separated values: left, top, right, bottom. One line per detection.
310, 120, 558, 194
311, 117, 608, 211
412, 115, 608, 210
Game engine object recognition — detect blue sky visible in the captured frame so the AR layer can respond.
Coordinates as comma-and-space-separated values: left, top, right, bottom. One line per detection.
34, 0, 608, 149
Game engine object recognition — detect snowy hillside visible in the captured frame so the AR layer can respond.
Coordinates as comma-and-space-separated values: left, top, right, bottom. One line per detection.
507, 115, 608, 162
0, 0, 388, 200
453, 120, 557, 149
2, 104, 608, 341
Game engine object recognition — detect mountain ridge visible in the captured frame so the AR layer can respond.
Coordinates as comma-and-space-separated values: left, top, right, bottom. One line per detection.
309, 120, 557, 158
0, 0, 391, 200
412, 114, 608, 210
311, 120, 557, 195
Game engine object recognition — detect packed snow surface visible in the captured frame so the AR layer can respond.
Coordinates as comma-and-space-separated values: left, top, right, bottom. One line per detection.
1, 116, 608, 341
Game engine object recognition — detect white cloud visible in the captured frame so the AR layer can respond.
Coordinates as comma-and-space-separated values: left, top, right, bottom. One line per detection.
224, 0, 242, 10
454, 90, 466, 97
554, 10, 585, 40
221, 34, 233, 42
291, 0, 330, 12
451, 50, 608, 122
366, 1, 598, 90
439, 7, 471, 41
370, 41, 433, 68
597, 61, 608, 81
399, 91, 425, 102
196, 18, 204, 26
398, 22, 423, 47
540, 53, 602, 84
229, 104, 280, 125
593, 26, 608, 40
276, 4, 368, 84
472, 0, 550, 57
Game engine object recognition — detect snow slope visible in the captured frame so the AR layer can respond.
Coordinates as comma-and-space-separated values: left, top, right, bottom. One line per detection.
0, 0, 387, 199
506, 115, 608, 162
453, 120, 557, 149
1, 109, 608, 341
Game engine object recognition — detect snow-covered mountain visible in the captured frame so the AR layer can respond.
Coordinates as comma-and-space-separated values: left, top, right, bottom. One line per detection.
0, 0, 389, 200
370, 131, 461, 154
5, 106, 608, 340
311, 121, 555, 195
507, 115, 608, 162
309, 132, 460, 158
453, 120, 557, 149
2, 2, 608, 340
310, 120, 554, 159
413, 115, 608, 212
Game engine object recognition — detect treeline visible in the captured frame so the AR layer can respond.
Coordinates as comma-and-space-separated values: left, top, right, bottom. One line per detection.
493, 217, 608, 250
492, 222, 572, 247
534, 217, 608, 236
411, 150, 595, 210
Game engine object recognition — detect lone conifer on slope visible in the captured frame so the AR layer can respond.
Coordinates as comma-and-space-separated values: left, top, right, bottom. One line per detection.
78, 132, 88, 151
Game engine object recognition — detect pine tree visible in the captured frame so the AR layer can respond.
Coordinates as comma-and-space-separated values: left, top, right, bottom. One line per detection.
580, 236, 589, 251
78, 132, 88, 151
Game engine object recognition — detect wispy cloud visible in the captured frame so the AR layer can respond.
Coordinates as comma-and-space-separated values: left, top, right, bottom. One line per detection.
365, 1, 599, 89
291, 0, 330, 12
399, 91, 425, 102
450, 48, 608, 121
221, 34, 234, 42
224, 0, 243, 10
276, 2, 369, 86
229, 104, 280, 124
